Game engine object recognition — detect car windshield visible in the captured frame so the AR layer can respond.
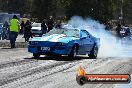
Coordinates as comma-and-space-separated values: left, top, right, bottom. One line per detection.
46, 28, 80, 38
32, 23, 41, 27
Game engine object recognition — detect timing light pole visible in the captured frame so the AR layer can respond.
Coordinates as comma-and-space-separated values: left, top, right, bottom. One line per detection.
120, 0, 124, 25
6, 0, 9, 13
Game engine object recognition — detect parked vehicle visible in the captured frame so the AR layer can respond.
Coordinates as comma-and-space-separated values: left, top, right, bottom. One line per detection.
31, 23, 42, 36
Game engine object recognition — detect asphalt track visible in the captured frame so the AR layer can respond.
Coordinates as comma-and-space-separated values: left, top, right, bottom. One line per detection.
0, 48, 131, 88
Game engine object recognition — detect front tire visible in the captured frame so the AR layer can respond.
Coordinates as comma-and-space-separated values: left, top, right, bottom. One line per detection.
68, 45, 78, 58
33, 53, 40, 58
89, 44, 98, 59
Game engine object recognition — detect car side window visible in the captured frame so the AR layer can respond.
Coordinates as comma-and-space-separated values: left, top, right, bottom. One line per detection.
81, 30, 89, 38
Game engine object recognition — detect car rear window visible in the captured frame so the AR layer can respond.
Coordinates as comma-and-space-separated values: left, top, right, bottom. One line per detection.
32, 23, 41, 27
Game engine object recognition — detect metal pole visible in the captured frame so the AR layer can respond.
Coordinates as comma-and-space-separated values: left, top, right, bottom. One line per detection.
120, 0, 124, 25
6, 0, 9, 13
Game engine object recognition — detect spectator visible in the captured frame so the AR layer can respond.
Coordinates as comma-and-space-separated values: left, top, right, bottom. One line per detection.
24, 20, 32, 42
41, 19, 48, 34
47, 16, 54, 32
0, 31, 1, 40
116, 24, 122, 42
2, 21, 9, 40
125, 28, 131, 36
20, 21, 24, 35
9, 15, 19, 48
0, 24, 2, 40
55, 20, 61, 29
105, 24, 111, 31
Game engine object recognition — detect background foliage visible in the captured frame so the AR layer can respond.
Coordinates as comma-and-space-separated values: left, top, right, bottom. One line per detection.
0, 0, 131, 23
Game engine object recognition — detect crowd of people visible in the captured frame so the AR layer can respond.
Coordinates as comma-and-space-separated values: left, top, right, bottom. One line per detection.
0, 15, 63, 48
40, 16, 62, 34
2, 15, 131, 49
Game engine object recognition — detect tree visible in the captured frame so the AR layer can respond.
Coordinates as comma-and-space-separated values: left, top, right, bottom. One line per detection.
113, 0, 132, 24
31, 0, 53, 21
123, 0, 132, 24
0, 0, 8, 12
61, 0, 115, 23
0, 0, 31, 16
95, 0, 115, 23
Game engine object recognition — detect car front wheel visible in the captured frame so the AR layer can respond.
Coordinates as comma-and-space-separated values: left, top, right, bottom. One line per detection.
33, 53, 40, 58
68, 45, 78, 58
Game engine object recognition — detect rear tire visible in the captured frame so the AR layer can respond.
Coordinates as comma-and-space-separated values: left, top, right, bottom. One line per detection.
68, 45, 78, 59
33, 53, 40, 58
89, 44, 98, 59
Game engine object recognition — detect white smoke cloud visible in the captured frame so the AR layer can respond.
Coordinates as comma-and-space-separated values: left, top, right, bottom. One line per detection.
67, 16, 132, 58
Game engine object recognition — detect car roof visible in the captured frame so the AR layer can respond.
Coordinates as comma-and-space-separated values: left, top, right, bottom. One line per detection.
55, 28, 88, 33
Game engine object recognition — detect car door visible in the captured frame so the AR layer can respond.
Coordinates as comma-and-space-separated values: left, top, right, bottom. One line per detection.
80, 30, 94, 53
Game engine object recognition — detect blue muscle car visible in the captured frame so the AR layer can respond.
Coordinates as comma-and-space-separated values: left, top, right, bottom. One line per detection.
28, 28, 100, 59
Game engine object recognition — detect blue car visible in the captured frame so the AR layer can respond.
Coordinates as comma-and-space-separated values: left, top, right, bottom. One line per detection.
28, 28, 100, 59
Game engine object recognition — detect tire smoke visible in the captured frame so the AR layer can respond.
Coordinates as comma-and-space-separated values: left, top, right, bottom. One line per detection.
67, 16, 132, 58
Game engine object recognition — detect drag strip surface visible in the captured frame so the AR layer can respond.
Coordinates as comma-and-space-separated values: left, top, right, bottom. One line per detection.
0, 56, 85, 88
0, 48, 132, 88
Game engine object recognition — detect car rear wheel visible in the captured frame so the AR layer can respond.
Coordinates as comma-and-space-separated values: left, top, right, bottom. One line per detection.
89, 44, 98, 59
68, 45, 78, 58
33, 53, 40, 58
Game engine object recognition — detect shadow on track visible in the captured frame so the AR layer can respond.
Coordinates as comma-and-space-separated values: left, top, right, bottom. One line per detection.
1, 47, 12, 49
24, 55, 95, 61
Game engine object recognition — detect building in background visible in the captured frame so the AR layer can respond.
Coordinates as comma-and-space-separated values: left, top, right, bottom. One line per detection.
0, 13, 20, 24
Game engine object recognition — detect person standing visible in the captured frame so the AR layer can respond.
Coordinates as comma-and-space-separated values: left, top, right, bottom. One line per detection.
41, 19, 48, 34
20, 21, 24, 35
47, 16, 54, 32
3, 21, 9, 40
55, 20, 61, 29
24, 20, 32, 42
0, 24, 2, 40
9, 15, 19, 48
116, 24, 122, 43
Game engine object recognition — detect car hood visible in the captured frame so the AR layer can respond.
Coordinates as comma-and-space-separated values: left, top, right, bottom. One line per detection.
30, 34, 79, 43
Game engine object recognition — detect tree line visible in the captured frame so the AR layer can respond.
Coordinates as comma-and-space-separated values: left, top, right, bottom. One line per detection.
0, 0, 131, 23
